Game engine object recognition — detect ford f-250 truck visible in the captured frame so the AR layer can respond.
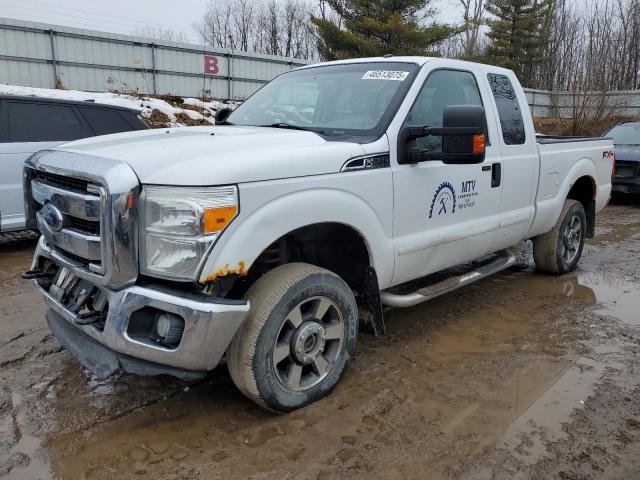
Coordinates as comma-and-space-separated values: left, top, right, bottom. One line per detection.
24, 57, 613, 412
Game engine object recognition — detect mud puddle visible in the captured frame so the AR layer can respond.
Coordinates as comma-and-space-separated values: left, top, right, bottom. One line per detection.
1, 204, 639, 479
39, 266, 637, 478
578, 271, 639, 326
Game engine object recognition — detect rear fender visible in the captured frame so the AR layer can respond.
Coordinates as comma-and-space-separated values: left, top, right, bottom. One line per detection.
528, 158, 597, 238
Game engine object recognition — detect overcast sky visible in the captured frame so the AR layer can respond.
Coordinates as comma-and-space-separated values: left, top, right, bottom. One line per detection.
0, 0, 463, 44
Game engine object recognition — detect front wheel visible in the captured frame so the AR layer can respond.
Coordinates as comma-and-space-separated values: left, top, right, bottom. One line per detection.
227, 263, 358, 412
533, 199, 587, 274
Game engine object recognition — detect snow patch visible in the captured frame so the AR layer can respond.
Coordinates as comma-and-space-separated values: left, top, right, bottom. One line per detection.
0, 84, 237, 128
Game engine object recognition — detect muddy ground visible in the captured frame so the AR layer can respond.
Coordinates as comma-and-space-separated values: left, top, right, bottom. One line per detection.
1, 199, 639, 480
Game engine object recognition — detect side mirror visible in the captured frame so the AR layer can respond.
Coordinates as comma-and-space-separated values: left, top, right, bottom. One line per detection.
399, 105, 487, 164
215, 107, 232, 124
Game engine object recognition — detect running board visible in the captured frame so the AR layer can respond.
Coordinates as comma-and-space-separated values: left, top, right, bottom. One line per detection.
380, 250, 517, 308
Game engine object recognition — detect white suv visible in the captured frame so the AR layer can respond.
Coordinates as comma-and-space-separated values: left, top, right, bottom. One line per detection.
0, 95, 147, 232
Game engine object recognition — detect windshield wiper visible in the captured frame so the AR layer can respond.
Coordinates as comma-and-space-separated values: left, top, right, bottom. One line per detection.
263, 122, 311, 131
261, 123, 346, 136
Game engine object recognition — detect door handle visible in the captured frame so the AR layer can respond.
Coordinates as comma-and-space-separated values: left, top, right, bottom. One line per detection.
491, 163, 501, 188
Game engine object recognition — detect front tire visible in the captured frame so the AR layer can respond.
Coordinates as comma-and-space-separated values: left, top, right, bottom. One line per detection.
227, 263, 358, 412
533, 199, 587, 274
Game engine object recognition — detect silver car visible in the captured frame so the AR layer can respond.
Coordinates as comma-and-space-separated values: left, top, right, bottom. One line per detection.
0, 95, 147, 232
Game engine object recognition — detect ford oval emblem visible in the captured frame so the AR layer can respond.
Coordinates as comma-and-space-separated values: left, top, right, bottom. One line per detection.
41, 203, 64, 232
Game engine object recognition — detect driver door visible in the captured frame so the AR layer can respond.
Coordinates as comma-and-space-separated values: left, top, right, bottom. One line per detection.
390, 64, 503, 286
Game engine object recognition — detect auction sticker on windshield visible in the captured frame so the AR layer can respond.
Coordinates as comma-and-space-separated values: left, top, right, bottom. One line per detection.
362, 70, 410, 81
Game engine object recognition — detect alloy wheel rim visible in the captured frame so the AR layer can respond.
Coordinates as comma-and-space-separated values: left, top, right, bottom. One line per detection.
272, 296, 345, 391
561, 214, 582, 264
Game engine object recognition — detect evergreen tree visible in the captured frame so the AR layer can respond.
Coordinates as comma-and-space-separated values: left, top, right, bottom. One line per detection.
484, 0, 555, 86
311, 0, 460, 60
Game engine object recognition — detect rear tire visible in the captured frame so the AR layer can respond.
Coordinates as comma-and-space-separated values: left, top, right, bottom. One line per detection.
533, 199, 586, 274
227, 263, 358, 412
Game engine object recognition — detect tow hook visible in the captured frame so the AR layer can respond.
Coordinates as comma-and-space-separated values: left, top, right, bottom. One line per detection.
21, 269, 53, 280
74, 311, 107, 326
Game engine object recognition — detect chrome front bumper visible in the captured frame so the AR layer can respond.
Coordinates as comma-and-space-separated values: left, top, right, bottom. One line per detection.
33, 237, 249, 375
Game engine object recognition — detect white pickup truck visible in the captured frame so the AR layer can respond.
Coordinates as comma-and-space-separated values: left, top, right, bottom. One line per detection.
24, 57, 613, 412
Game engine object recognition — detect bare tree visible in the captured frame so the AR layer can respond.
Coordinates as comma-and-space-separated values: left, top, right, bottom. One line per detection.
459, 0, 485, 57
531, 0, 638, 133
194, 0, 319, 60
526, 0, 640, 92
191, 0, 640, 102
194, 0, 234, 49
132, 25, 190, 43
233, 0, 255, 51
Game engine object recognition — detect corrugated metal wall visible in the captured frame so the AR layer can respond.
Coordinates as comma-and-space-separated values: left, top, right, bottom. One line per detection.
524, 88, 640, 118
1, 17, 639, 115
0, 17, 310, 99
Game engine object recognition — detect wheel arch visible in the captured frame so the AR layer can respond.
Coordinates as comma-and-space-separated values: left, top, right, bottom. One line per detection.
566, 175, 597, 238
198, 188, 393, 285
198, 188, 392, 335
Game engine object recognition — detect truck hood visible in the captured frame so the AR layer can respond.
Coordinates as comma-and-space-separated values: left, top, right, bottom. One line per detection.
614, 145, 640, 162
53, 126, 365, 185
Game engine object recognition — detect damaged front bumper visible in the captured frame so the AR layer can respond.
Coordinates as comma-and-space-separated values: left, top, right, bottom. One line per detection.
32, 236, 250, 379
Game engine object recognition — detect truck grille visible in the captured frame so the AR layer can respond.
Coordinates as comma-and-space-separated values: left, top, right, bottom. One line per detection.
69, 217, 101, 236
25, 150, 140, 289
29, 172, 103, 269
32, 170, 90, 193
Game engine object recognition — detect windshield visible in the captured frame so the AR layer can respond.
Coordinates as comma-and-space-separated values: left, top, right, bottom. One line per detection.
606, 123, 640, 145
227, 62, 419, 137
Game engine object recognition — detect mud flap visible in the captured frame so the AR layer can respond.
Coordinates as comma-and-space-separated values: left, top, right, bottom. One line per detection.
585, 201, 596, 238
46, 309, 205, 381
357, 266, 385, 336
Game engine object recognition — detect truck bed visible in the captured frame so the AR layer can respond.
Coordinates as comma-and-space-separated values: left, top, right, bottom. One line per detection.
528, 136, 613, 239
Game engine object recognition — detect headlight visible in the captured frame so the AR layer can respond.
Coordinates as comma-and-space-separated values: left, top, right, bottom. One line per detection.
140, 185, 238, 280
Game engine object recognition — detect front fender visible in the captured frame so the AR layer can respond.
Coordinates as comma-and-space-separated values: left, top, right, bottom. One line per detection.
198, 187, 395, 288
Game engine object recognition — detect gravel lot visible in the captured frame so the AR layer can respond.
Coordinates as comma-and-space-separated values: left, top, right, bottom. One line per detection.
1, 199, 639, 480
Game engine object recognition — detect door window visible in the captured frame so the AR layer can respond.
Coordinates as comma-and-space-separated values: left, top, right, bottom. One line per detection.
80, 107, 137, 136
487, 73, 526, 145
407, 69, 484, 153
7, 102, 84, 142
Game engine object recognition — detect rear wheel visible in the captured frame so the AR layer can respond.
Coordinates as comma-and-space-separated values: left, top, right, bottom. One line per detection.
533, 199, 586, 274
227, 263, 358, 412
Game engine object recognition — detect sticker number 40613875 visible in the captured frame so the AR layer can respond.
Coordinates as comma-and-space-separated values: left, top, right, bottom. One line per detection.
362, 70, 409, 81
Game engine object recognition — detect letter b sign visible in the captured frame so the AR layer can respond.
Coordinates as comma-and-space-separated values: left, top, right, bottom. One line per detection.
204, 55, 220, 75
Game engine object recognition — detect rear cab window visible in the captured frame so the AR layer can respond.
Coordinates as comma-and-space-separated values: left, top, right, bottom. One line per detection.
6, 101, 86, 142
487, 73, 526, 145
